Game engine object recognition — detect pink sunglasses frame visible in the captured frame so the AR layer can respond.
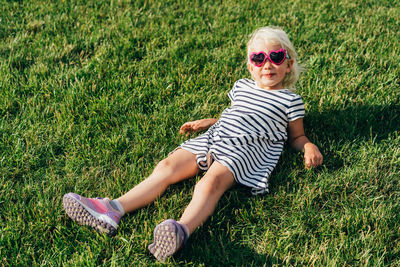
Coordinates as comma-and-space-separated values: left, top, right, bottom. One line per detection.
249, 48, 289, 67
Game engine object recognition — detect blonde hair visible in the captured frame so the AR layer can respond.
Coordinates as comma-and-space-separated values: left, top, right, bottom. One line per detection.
247, 26, 304, 91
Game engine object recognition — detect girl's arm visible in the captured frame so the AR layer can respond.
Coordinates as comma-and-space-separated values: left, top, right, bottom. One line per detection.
287, 118, 323, 169
179, 118, 218, 136
180, 100, 232, 136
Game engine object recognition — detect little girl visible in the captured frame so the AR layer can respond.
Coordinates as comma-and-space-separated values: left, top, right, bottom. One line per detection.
63, 26, 323, 262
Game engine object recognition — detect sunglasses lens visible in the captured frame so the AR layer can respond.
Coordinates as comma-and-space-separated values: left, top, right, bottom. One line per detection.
250, 53, 266, 65
269, 51, 285, 64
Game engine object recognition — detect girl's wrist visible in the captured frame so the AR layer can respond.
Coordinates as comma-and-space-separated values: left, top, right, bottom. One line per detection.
303, 142, 318, 152
207, 118, 218, 124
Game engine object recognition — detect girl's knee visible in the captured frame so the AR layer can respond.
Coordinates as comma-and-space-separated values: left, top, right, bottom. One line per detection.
152, 153, 197, 185
194, 173, 233, 196
154, 158, 175, 177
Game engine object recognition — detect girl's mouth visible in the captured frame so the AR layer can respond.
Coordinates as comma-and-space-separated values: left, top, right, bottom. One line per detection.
263, 73, 275, 78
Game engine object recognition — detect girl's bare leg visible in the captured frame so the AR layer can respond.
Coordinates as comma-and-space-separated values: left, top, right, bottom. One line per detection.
178, 161, 235, 234
148, 161, 235, 261
117, 149, 199, 213
63, 149, 198, 236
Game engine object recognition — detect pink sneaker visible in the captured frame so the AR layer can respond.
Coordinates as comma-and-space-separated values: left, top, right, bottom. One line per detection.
62, 192, 122, 236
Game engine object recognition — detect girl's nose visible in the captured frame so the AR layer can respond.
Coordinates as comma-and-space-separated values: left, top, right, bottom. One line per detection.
262, 59, 273, 68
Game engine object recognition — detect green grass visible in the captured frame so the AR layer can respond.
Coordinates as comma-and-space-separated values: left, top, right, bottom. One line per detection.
1, 0, 399, 265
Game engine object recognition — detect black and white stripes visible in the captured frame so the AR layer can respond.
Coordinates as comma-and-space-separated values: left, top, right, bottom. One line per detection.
179, 78, 305, 195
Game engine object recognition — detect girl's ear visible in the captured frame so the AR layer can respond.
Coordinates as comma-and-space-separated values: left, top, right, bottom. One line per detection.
286, 59, 294, 73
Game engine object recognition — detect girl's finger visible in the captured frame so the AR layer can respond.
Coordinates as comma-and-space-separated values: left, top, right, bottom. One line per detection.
305, 157, 311, 168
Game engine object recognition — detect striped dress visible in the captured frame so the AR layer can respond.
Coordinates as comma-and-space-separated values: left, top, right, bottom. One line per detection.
179, 78, 305, 194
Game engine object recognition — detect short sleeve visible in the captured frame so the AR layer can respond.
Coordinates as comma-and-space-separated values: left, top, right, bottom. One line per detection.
287, 94, 305, 121
228, 81, 238, 102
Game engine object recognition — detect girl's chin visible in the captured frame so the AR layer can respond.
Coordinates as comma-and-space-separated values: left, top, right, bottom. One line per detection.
259, 76, 274, 83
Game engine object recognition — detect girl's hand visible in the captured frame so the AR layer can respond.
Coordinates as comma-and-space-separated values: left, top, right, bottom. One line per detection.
179, 118, 217, 136
303, 143, 323, 169
287, 118, 323, 169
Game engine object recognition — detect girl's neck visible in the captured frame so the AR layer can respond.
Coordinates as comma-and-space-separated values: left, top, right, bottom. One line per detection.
255, 81, 285, 91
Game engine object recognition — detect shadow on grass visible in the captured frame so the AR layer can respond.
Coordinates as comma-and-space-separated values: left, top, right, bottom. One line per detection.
175, 234, 281, 266
308, 104, 400, 169
139, 181, 281, 265
304, 104, 400, 146
270, 103, 400, 190
172, 188, 283, 266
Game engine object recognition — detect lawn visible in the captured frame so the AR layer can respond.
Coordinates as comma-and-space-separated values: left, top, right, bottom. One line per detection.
1, 0, 399, 265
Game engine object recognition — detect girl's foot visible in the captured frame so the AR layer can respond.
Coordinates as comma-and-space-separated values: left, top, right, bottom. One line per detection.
62, 192, 122, 236
148, 219, 188, 262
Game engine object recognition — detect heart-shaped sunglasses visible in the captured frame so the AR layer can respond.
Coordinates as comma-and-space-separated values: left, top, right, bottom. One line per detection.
249, 48, 290, 67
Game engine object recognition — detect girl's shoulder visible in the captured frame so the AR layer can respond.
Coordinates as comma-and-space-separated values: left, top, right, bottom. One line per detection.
277, 89, 302, 98
275, 90, 304, 105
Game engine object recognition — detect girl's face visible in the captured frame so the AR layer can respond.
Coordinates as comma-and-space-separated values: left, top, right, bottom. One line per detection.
248, 40, 293, 90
